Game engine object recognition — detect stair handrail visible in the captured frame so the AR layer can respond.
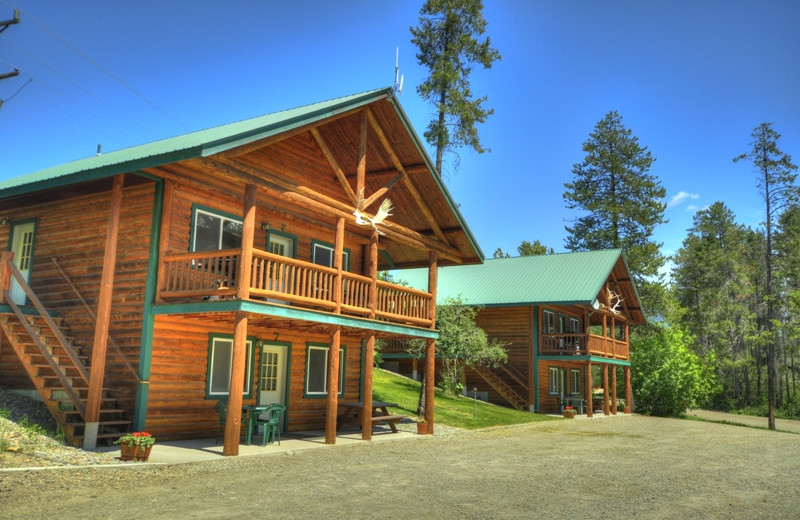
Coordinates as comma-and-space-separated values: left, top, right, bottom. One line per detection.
2, 290, 88, 418
4, 258, 90, 385
51, 258, 141, 383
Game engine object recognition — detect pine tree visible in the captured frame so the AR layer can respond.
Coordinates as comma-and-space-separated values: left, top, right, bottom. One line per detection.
734, 122, 799, 430
563, 110, 667, 315
410, 0, 501, 174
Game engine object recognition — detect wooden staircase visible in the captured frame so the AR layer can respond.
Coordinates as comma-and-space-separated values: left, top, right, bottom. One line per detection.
0, 255, 130, 446
472, 365, 529, 411
0, 312, 131, 446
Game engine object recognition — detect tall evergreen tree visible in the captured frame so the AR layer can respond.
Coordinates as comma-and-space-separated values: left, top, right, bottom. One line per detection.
563, 110, 667, 315
734, 122, 799, 430
672, 202, 758, 407
410, 0, 501, 174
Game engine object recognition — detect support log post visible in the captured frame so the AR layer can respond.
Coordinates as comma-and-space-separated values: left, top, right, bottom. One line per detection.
223, 311, 248, 456
624, 366, 632, 413
586, 361, 593, 418
425, 252, 438, 434
325, 326, 341, 444
611, 365, 618, 415
603, 364, 610, 416
361, 230, 379, 440
84, 175, 123, 450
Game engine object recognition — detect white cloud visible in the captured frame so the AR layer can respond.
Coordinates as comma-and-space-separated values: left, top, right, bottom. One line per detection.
668, 191, 700, 209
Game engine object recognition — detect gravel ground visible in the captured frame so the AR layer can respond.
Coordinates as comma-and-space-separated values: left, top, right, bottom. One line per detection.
2, 389, 800, 519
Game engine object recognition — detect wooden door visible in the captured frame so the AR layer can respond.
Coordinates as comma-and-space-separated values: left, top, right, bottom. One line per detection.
8, 221, 35, 305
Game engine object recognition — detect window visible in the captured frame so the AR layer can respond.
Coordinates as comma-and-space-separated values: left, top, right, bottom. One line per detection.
542, 310, 556, 334
305, 343, 345, 396
207, 336, 254, 398
192, 207, 242, 251
570, 369, 581, 395
569, 317, 581, 333
311, 240, 349, 270
548, 366, 563, 395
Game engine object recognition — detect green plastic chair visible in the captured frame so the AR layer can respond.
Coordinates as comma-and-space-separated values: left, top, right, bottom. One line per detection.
214, 399, 246, 445
255, 403, 286, 446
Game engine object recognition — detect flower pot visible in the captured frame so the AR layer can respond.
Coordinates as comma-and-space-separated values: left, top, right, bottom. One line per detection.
562, 411, 576, 419
416, 422, 428, 435
119, 443, 153, 462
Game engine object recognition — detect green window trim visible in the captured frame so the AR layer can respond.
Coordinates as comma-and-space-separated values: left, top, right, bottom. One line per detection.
304, 342, 345, 398
205, 334, 256, 399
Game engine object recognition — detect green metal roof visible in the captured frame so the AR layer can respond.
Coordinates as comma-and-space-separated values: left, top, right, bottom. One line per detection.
0, 87, 394, 197
394, 249, 627, 306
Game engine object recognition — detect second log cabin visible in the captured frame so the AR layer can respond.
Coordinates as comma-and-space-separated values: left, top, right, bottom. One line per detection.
384, 250, 645, 417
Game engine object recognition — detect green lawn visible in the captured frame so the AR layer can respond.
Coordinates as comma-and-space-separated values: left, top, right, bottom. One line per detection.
372, 368, 556, 430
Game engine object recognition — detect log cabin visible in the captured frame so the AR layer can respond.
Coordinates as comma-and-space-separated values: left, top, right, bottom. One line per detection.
383, 250, 645, 416
0, 87, 483, 455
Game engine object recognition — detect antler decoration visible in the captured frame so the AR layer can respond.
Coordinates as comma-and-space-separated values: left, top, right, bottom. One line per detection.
353, 187, 393, 235
604, 287, 625, 315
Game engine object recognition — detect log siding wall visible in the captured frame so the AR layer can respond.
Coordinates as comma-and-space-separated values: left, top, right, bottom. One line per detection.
0, 181, 155, 416
148, 314, 366, 440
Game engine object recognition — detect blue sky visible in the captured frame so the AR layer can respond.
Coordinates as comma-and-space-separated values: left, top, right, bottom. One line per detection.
2, 1, 799, 270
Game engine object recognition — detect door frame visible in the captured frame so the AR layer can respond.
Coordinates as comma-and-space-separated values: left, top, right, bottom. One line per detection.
257, 340, 291, 430
7, 219, 38, 305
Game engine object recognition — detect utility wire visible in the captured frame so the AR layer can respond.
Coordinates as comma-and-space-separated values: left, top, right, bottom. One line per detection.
11, 3, 189, 131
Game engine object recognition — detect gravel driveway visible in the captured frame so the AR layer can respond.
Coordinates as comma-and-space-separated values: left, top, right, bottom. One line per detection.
2, 414, 798, 519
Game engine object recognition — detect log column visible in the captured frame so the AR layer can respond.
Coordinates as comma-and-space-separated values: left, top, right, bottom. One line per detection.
0, 251, 11, 304
223, 311, 248, 456
223, 184, 257, 456
84, 174, 123, 450
425, 252, 438, 434
602, 364, 610, 416
586, 361, 593, 418
624, 365, 633, 413
325, 326, 341, 444
611, 365, 618, 415
361, 230, 379, 440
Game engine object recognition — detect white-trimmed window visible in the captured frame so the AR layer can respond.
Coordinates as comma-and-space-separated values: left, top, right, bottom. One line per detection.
543, 310, 556, 334
207, 336, 254, 397
305, 344, 345, 396
311, 241, 349, 270
548, 366, 562, 395
192, 207, 242, 251
570, 369, 581, 395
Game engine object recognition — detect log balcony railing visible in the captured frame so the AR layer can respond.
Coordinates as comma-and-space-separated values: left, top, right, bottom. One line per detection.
158, 248, 433, 327
539, 333, 629, 360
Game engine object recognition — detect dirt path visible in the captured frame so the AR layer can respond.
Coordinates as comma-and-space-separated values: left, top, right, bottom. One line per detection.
2, 414, 799, 519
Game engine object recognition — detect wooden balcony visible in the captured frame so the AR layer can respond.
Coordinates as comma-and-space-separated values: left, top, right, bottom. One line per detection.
158, 248, 433, 327
539, 333, 629, 360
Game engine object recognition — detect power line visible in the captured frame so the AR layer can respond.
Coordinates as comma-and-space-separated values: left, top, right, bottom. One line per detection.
14, 3, 188, 131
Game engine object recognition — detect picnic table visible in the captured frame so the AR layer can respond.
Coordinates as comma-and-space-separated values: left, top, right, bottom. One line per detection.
337, 401, 405, 432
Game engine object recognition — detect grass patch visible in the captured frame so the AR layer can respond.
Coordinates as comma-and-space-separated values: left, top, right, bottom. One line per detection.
372, 368, 555, 430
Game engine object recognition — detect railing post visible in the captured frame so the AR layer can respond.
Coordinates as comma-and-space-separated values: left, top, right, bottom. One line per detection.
155, 179, 174, 303
0, 251, 12, 304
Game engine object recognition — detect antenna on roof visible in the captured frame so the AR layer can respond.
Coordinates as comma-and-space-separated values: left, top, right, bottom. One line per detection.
393, 47, 404, 96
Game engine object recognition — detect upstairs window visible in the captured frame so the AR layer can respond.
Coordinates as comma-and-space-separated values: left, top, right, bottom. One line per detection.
542, 310, 556, 334
312, 240, 350, 270
192, 206, 242, 252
